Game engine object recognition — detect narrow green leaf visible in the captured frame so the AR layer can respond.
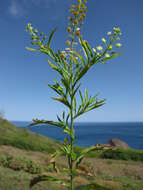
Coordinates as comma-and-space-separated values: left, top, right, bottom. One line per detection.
63, 127, 70, 135
79, 90, 84, 105
85, 88, 88, 104
74, 96, 77, 115
75, 146, 101, 167
72, 83, 81, 98
79, 37, 89, 61
57, 115, 62, 122
47, 28, 56, 48
76, 51, 85, 66
30, 119, 64, 128
52, 97, 71, 109
26, 47, 40, 52
84, 41, 94, 58
66, 113, 70, 126
63, 111, 65, 120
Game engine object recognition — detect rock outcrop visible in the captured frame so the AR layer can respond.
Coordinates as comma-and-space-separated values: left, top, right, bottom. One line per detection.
108, 138, 129, 149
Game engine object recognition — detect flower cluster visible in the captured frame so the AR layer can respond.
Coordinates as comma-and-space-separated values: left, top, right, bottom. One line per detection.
92, 27, 122, 63
66, 0, 87, 47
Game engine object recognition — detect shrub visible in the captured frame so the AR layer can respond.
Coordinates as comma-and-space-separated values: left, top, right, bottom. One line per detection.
0, 155, 41, 174
25, 160, 41, 174
101, 149, 143, 161
0, 155, 13, 167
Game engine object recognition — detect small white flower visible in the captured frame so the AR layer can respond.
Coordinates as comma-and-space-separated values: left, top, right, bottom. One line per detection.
113, 27, 121, 35
76, 27, 80, 31
92, 48, 96, 53
116, 43, 122, 48
105, 53, 110, 58
102, 37, 106, 43
61, 51, 66, 54
65, 48, 71, 51
107, 31, 112, 36
97, 46, 103, 51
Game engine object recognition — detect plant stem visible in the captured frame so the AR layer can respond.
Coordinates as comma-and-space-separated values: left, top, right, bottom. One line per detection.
70, 92, 74, 190
69, 21, 76, 190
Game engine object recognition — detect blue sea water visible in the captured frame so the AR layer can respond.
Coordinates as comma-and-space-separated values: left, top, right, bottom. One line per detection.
12, 121, 143, 149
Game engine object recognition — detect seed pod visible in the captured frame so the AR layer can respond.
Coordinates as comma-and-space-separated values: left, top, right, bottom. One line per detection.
82, 13, 86, 18
79, 16, 83, 22
74, 20, 78, 25
73, 11, 78, 17
60, 53, 65, 59
66, 40, 71, 46
67, 27, 72, 33
75, 30, 80, 36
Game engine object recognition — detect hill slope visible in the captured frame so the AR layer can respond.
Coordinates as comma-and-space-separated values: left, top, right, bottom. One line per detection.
0, 119, 143, 189
0, 118, 59, 153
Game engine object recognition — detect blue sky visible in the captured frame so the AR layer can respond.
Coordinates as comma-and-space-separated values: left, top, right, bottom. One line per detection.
0, 0, 143, 122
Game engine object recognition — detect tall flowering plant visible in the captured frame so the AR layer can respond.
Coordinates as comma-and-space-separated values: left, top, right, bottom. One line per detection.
26, 0, 122, 189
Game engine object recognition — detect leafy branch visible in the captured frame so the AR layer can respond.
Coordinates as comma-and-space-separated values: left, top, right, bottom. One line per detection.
74, 89, 105, 119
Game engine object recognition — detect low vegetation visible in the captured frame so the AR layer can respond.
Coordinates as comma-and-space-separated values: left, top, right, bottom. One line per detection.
0, 119, 143, 189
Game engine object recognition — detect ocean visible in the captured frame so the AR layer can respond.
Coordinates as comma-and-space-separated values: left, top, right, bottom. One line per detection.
12, 121, 143, 149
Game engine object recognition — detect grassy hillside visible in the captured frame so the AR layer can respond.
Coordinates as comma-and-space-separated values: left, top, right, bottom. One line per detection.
0, 118, 59, 153
0, 119, 143, 189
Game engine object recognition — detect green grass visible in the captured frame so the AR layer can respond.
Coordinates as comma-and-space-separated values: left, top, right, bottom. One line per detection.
0, 118, 59, 153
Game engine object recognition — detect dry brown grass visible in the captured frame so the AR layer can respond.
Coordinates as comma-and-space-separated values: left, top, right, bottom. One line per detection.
82, 157, 143, 180
0, 145, 143, 190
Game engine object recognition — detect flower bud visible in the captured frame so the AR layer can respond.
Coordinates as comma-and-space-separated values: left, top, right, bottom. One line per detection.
102, 37, 106, 43
108, 45, 112, 50
92, 48, 96, 53
116, 43, 122, 48
107, 31, 112, 36
97, 46, 103, 51
105, 53, 110, 58
113, 27, 121, 34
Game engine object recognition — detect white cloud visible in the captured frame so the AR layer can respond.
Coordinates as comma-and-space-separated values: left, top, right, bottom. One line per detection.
8, 0, 58, 18
8, 0, 25, 17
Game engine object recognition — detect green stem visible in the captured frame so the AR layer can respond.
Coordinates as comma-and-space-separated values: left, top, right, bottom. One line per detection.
70, 96, 74, 190
69, 21, 76, 190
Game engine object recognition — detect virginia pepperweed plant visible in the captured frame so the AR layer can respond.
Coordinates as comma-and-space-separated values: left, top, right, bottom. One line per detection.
26, 0, 122, 189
